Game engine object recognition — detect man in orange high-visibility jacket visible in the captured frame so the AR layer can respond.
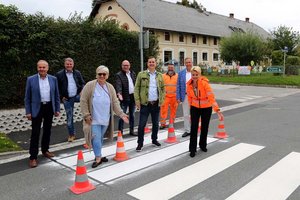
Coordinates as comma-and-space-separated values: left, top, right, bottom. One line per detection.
160, 62, 178, 129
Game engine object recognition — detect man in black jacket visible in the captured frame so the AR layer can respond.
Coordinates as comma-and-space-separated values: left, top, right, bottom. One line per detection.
115, 60, 137, 136
56, 58, 85, 142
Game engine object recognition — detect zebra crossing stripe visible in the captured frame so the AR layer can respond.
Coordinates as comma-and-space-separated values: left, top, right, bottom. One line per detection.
88, 137, 218, 182
127, 143, 264, 200
55, 130, 170, 167
226, 152, 300, 200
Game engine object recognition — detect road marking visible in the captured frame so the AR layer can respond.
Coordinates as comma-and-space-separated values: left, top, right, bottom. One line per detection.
127, 143, 264, 200
88, 137, 218, 183
226, 152, 300, 200
55, 130, 171, 167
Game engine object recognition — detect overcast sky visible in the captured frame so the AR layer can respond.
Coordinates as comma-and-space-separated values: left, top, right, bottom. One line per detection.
2, 0, 300, 33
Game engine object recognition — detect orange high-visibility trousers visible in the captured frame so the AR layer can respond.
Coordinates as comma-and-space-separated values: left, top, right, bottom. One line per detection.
160, 96, 178, 126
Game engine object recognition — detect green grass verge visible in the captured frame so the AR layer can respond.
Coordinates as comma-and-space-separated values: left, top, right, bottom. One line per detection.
0, 133, 22, 153
205, 73, 300, 87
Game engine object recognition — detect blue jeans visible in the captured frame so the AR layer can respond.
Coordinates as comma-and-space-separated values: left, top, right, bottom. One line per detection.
91, 125, 108, 157
63, 95, 80, 136
118, 95, 135, 133
137, 103, 160, 145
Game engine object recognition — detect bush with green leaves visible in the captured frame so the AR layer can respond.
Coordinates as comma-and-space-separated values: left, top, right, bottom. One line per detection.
0, 5, 158, 108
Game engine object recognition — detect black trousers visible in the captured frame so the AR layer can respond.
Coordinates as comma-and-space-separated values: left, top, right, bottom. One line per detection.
29, 103, 54, 160
137, 103, 160, 145
189, 106, 212, 153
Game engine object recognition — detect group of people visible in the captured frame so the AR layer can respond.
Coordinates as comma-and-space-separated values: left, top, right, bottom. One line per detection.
24, 56, 223, 168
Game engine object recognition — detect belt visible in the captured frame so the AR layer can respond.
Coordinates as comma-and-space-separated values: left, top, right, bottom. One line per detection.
148, 100, 158, 105
41, 101, 51, 105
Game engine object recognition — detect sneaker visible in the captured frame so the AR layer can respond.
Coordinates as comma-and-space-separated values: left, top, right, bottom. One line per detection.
152, 140, 161, 147
136, 144, 143, 152
68, 135, 75, 142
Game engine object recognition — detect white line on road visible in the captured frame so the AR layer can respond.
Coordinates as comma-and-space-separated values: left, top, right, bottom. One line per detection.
226, 152, 300, 200
88, 137, 218, 183
55, 130, 170, 168
127, 143, 264, 200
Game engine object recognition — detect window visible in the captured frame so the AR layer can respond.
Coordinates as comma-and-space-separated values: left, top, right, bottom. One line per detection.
193, 52, 198, 66
192, 35, 197, 43
179, 52, 185, 66
203, 36, 207, 44
108, 6, 112, 11
164, 51, 172, 64
202, 52, 208, 61
213, 53, 219, 61
164, 32, 170, 41
179, 33, 184, 42
214, 37, 218, 45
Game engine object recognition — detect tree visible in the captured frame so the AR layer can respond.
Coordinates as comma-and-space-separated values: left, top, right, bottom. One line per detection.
220, 32, 268, 66
270, 26, 300, 55
176, 0, 206, 12
92, 0, 98, 8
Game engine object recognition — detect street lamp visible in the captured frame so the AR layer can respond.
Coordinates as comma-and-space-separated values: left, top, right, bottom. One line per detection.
282, 46, 288, 76
139, 0, 144, 72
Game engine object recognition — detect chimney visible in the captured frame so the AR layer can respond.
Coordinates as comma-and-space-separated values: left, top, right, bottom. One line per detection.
229, 13, 234, 18
245, 17, 250, 22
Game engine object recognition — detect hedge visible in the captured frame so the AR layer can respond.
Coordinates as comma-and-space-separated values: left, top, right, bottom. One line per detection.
0, 5, 159, 108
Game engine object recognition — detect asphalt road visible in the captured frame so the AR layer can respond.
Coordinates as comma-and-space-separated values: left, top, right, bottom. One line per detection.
1, 84, 299, 200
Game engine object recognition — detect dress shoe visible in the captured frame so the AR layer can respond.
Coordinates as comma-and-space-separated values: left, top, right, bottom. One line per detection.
43, 151, 55, 158
136, 144, 143, 152
200, 147, 207, 152
29, 159, 38, 168
190, 152, 196, 158
152, 140, 161, 147
182, 132, 190, 137
129, 132, 138, 136
92, 160, 102, 168
159, 125, 166, 130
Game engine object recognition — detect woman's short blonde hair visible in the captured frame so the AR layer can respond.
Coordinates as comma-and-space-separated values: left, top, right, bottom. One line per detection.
191, 66, 201, 75
96, 65, 109, 78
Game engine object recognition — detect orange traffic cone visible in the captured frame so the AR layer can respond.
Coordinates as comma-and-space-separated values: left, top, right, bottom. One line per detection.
144, 123, 151, 134
214, 118, 228, 139
113, 131, 129, 162
197, 118, 201, 136
69, 150, 95, 194
164, 122, 178, 143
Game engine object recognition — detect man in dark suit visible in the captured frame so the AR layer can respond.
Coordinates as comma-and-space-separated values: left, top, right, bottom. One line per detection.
25, 60, 60, 168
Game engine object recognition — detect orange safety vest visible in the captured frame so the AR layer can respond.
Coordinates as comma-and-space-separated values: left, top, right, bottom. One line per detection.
186, 76, 219, 112
163, 73, 178, 98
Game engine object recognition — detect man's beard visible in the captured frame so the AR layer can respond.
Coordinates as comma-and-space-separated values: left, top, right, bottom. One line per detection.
167, 70, 175, 76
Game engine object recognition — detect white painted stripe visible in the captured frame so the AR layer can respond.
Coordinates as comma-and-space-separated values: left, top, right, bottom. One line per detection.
88, 137, 218, 182
56, 130, 169, 167
128, 143, 264, 200
226, 152, 300, 200
231, 98, 248, 102
245, 95, 262, 98
56, 130, 192, 168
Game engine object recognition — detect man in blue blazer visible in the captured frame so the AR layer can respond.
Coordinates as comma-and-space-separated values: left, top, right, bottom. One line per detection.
176, 57, 193, 137
25, 60, 60, 168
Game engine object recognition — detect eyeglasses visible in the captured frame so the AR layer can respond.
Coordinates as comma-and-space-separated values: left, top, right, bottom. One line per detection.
98, 73, 106, 76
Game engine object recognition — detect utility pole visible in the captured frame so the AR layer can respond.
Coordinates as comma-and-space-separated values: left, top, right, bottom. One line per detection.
139, 0, 144, 72
282, 46, 288, 76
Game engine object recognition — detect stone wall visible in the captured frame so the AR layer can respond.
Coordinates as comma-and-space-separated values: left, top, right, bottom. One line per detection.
0, 104, 82, 134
